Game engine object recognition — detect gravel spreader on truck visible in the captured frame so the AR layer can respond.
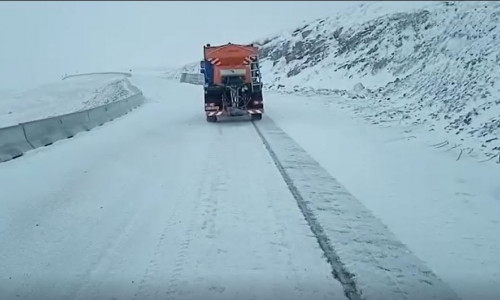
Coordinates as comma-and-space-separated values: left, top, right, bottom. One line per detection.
200, 43, 264, 122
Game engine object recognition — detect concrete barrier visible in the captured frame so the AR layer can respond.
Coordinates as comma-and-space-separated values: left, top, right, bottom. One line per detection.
105, 101, 125, 121
87, 105, 110, 128
180, 73, 204, 85
60, 111, 92, 137
23, 117, 68, 148
0, 92, 145, 164
0, 125, 34, 162
86, 94, 143, 127
128, 93, 145, 108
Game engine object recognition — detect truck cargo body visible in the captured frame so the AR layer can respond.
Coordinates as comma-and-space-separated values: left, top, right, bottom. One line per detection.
200, 43, 264, 122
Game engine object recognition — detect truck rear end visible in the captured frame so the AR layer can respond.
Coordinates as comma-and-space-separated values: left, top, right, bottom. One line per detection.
200, 43, 264, 122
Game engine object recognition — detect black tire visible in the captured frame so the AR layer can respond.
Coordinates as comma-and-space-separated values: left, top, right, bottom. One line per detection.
251, 114, 262, 121
206, 115, 217, 122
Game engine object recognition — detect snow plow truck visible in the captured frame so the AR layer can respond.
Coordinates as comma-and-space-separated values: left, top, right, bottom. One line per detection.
200, 43, 264, 122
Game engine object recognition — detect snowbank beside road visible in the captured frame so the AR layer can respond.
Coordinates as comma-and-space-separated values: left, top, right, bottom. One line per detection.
264, 90, 500, 300
0, 74, 136, 128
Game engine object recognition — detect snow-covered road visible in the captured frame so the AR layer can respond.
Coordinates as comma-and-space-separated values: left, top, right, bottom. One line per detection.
2, 73, 499, 300
0, 75, 346, 300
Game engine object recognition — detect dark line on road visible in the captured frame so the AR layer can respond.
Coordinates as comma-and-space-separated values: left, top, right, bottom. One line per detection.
252, 120, 363, 300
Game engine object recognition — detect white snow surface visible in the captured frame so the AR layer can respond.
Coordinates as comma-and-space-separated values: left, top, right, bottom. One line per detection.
264, 90, 500, 300
0, 74, 136, 128
0, 75, 347, 300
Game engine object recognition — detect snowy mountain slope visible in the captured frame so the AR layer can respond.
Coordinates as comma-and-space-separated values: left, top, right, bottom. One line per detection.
0, 74, 137, 128
254, 1, 500, 162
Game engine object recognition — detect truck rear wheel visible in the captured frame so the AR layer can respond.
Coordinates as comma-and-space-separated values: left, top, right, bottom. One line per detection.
206, 115, 217, 122
251, 114, 262, 121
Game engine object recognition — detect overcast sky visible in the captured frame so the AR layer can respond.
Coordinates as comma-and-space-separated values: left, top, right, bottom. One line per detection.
0, 1, 362, 90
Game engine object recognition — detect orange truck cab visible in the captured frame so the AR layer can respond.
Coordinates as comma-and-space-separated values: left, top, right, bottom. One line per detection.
200, 43, 264, 122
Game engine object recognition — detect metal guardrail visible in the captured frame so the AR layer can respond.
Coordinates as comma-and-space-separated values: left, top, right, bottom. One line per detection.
0, 92, 145, 163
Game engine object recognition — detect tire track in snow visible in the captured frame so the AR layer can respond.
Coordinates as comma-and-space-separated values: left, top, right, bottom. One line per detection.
132, 151, 213, 300
173, 120, 344, 300
133, 140, 223, 300
132, 185, 205, 300
164, 219, 196, 299
260, 175, 308, 299
70, 203, 153, 300
252, 119, 362, 300
252, 117, 460, 300
131, 200, 183, 300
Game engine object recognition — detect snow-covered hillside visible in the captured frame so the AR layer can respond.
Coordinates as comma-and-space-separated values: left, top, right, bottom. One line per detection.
254, 1, 500, 162
0, 74, 137, 128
